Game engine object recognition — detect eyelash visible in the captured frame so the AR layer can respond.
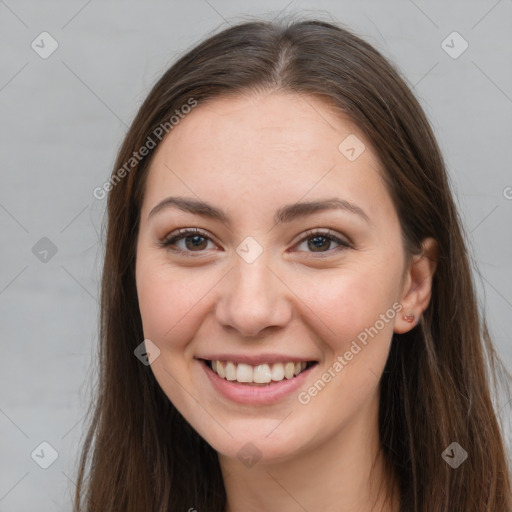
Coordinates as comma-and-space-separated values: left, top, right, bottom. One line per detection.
156, 227, 352, 257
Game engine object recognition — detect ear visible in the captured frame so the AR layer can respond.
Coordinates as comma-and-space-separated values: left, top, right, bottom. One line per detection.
394, 237, 438, 334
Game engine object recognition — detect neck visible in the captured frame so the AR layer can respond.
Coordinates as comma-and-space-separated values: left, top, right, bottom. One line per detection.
219, 393, 400, 512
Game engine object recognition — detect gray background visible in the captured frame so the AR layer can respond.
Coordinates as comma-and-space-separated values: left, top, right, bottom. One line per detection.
1, 1, 511, 510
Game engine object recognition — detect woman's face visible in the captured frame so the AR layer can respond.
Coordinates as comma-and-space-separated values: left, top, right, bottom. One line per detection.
135, 91, 412, 464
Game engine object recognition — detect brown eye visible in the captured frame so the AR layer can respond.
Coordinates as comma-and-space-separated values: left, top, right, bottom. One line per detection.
295, 229, 351, 255
182, 234, 208, 251
157, 227, 351, 257
307, 235, 335, 252
159, 228, 216, 254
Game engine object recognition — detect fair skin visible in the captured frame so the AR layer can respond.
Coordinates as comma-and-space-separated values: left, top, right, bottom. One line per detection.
135, 91, 437, 512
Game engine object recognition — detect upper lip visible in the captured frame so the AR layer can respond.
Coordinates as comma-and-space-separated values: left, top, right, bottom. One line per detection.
196, 353, 318, 366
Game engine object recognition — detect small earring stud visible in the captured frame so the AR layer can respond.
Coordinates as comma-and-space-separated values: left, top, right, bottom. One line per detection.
403, 313, 415, 323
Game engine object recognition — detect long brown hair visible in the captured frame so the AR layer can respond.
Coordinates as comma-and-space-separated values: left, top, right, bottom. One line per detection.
74, 16, 512, 511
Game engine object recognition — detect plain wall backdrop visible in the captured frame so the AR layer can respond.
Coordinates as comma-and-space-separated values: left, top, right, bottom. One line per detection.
1, 1, 511, 510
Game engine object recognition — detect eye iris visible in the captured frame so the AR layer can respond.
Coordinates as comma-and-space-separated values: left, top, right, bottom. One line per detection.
185, 235, 207, 251
308, 235, 331, 252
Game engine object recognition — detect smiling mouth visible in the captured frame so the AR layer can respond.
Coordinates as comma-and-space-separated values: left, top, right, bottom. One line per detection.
200, 359, 318, 386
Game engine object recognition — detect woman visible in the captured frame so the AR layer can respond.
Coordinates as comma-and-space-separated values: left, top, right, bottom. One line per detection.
75, 17, 512, 512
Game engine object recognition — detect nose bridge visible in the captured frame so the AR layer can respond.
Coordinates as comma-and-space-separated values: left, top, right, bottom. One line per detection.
215, 246, 291, 337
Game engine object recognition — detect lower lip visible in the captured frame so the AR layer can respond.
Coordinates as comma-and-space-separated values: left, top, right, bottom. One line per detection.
198, 359, 317, 405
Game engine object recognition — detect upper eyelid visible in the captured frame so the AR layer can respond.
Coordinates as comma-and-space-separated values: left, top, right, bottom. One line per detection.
161, 227, 214, 244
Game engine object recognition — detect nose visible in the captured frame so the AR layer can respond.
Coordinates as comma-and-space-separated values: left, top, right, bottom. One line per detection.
214, 255, 293, 338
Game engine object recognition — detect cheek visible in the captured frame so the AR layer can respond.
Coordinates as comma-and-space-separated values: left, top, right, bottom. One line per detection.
136, 258, 202, 347
292, 270, 399, 418
292, 262, 400, 352
136, 255, 230, 364
135, 258, 209, 413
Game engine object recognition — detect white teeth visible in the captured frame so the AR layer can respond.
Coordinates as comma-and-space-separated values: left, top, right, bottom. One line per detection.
225, 361, 237, 381
284, 362, 295, 379
253, 364, 271, 383
216, 360, 225, 379
236, 363, 253, 383
271, 363, 284, 381
209, 360, 312, 384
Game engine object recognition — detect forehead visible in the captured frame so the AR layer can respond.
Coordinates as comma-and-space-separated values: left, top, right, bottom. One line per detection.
141, 91, 394, 225
158, 91, 367, 162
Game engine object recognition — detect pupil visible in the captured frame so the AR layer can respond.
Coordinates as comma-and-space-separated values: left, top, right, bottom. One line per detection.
309, 236, 329, 251
186, 235, 207, 250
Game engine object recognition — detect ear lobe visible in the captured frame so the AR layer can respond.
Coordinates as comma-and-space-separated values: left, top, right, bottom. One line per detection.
394, 237, 438, 334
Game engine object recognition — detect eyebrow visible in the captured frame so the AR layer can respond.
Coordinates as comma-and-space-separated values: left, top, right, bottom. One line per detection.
148, 196, 371, 225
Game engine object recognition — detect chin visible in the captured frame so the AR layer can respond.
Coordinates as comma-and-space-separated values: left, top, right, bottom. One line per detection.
206, 427, 311, 467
